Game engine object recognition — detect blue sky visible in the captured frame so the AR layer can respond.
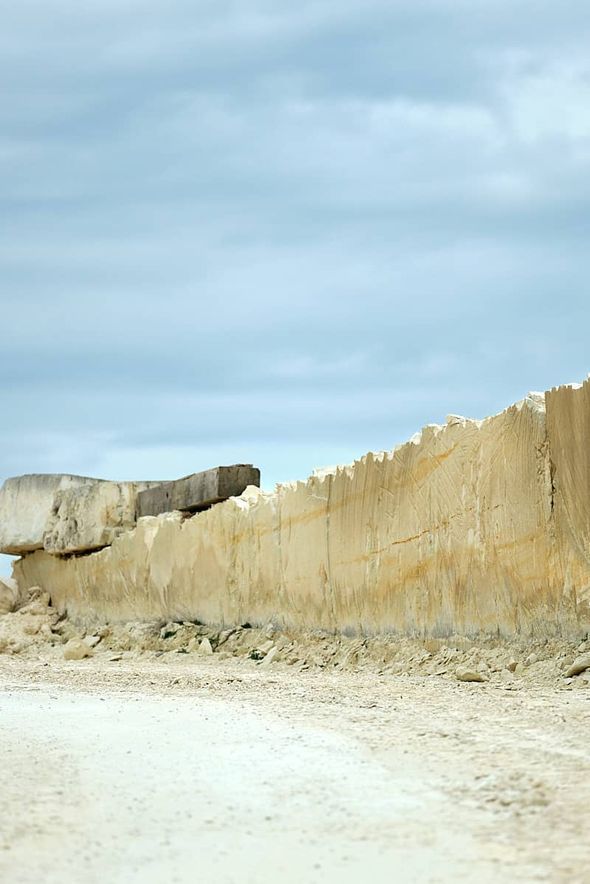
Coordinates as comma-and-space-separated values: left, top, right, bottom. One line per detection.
1, 0, 589, 504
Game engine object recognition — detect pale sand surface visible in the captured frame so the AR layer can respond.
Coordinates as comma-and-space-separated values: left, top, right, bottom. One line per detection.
0, 653, 589, 884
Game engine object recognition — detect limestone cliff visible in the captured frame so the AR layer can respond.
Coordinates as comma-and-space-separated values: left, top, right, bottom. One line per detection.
13, 378, 590, 638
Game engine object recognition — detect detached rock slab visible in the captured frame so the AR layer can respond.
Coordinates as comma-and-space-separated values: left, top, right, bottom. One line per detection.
565, 654, 590, 678
136, 465, 261, 517
0, 472, 163, 556
455, 666, 488, 683
43, 480, 159, 555
259, 646, 279, 667
0, 474, 98, 554
63, 638, 93, 660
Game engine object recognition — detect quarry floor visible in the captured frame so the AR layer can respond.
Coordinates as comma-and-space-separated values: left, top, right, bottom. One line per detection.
0, 652, 589, 884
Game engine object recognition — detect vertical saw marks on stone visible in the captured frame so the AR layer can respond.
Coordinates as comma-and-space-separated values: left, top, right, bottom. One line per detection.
9, 378, 590, 638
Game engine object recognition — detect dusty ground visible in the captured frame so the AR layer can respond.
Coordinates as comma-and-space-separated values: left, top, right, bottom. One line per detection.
0, 591, 589, 883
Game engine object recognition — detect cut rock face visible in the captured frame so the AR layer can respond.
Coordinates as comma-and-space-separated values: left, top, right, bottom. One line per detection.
12, 379, 590, 639
7, 379, 590, 640
0, 474, 98, 555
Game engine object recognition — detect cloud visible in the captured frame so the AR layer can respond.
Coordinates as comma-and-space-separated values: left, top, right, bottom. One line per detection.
0, 0, 589, 494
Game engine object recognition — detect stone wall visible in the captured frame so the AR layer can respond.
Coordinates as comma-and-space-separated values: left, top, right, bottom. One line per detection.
13, 379, 590, 638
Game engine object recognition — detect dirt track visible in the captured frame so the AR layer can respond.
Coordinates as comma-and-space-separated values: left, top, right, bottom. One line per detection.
1, 649, 589, 884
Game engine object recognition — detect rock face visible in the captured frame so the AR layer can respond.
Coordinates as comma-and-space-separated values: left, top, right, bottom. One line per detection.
11, 378, 590, 639
136, 465, 261, 518
0, 474, 98, 554
43, 480, 158, 555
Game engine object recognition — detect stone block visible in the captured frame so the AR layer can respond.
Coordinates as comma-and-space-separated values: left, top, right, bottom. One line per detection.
0, 474, 98, 555
43, 480, 159, 555
136, 465, 260, 518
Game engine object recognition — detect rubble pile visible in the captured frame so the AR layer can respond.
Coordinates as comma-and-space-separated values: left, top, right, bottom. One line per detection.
1, 586, 589, 688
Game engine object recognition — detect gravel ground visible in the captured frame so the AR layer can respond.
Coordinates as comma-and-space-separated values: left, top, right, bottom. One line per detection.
1, 648, 589, 884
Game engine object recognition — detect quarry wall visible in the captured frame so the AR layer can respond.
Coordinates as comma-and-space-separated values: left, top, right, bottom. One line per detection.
12, 378, 590, 638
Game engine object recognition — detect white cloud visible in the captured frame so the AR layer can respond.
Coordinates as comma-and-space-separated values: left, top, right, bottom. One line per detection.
507, 62, 590, 142
0, 0, 589, 488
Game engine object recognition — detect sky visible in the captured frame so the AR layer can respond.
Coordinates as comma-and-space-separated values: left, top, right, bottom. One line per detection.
1, 0, 589, 514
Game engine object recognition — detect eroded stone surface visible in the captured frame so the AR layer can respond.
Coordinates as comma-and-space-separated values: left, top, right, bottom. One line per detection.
0, 468, 259, 556
43, 480, 159, 555
136, 465, 261, 517
565, 654, 590, 678
0, 577, 19, 615
13, 379, 590, 638
0, 473, 164, 556
0, 474, 98, 554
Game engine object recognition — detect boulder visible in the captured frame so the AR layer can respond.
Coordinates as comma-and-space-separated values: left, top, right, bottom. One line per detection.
455, 666, 487, 683
43, 479, 158, 555
63, 638, 93, 660
0, 474, 98, 555
0, 473, 162, 557
0, 576, 19, 615
136, 465, 261, 517
259, 646, 279, 667
198, 637, 214, 655
565, 654, 590, 678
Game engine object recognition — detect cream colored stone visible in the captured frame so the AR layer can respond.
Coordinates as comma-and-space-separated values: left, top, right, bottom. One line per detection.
0, 577, 19, 615
63, 638, 93, 660
0, 474, 97, 554
565, 654, 590, 678
43, 480, 158, 555
198, 637, 213, 655
0, 472, 163, 556
455, 666, 487, 683
259, 646, 279, 667
13, 379, 590, 639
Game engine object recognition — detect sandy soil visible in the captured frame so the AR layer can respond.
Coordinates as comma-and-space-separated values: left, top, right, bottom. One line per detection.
1, 593, 589, 883
1, 651, 590, 884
